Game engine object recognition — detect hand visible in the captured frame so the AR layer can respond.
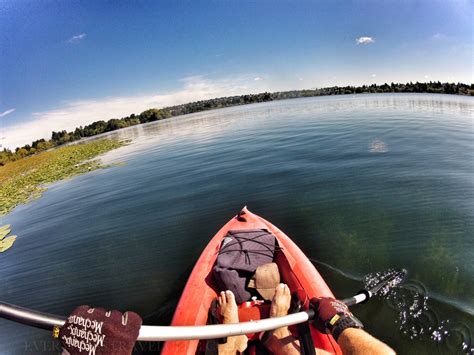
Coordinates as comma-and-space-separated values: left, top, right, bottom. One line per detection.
310, 297, 352, 333
59, 305, 142, 355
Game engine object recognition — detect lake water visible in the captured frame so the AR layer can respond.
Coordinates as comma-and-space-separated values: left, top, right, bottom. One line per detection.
0, 94, 473, 354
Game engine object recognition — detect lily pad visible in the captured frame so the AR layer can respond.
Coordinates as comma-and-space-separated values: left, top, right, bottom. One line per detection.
0, 139, 125, 216
0, 235, 17, 252
0, 225, 11, 240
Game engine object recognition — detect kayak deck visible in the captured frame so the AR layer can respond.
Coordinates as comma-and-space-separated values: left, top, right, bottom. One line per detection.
162, 207, 341, 354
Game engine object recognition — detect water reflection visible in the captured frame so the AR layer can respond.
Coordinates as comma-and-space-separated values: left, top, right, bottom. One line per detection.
0, 93, 472, 354
90, 93, 473, 165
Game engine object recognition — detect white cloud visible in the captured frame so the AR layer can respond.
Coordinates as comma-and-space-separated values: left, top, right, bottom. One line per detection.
2, 75, 267, 149
67, 33, 86, 43
356, 36, 375, 45
371, 74, 377, 78
0, 108, 15, 117
254, 77, 263, 81
431, 33, 448, 41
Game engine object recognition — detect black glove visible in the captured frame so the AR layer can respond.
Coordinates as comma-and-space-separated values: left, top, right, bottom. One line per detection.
59, 305, 142, 355
310, 297, 363, 341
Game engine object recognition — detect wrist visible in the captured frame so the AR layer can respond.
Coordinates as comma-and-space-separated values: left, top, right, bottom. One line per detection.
329, 314, 363, 341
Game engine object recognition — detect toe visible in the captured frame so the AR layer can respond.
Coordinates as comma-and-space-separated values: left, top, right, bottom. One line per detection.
270, 283, 291, 318
219, 291, 226, 307
274, 283, 285, 298
236, 335, 248, 352
225, 290, 236, 306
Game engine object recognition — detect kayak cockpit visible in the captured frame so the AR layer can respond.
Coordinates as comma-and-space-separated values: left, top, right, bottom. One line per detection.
196, 245, 320, 354
162, 208, 341, 355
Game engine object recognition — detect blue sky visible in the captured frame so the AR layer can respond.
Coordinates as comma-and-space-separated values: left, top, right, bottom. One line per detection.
0, 0, 472, 149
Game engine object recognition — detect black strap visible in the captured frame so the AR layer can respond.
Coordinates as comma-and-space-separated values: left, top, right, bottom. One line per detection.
291, 292, 316, 355
217, 231, 281, 264
209, 299, 227, 344
298, 321, 316, 355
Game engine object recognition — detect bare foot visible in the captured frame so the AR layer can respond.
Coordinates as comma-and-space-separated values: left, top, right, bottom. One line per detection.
219, 291, 239, 323
218, 291, 248, 354
264, 284, 300, 355
270, 283, 291, 317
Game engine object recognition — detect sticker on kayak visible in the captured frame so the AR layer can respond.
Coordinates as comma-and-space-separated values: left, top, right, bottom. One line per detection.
221, 236, 233, 248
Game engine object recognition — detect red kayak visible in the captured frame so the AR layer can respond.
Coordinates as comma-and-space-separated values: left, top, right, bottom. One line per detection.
162, 207, 342, 354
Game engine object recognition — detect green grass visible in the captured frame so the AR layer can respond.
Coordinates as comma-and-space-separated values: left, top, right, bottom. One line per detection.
0, 139, 125, 216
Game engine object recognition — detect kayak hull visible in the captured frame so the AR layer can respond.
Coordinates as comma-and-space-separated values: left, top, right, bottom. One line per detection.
161, 207, 341, 354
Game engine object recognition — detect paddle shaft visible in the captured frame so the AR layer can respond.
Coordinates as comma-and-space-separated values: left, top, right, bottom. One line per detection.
1, 293, 373, 342
341, 290, 372, 306
0, 301, 313, 341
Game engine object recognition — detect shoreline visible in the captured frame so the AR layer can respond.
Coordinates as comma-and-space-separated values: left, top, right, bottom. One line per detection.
1, 82, 472, 165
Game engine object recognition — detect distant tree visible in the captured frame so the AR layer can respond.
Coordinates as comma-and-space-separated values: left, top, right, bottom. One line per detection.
84, 121, 107, 136
37, 140, 53, 151
139, 109, 159, 123
124, 116, 140, 126
32, 139, 46, 149
74, 127, 85, 138
106, 119, 128, 132
16, 148, 28, 158
0, 149, 15, 165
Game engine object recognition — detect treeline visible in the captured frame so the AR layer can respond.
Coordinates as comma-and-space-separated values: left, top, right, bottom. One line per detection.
1, 81, 472, 165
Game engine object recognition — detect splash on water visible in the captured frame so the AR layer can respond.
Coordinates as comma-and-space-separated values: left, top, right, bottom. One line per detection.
369, 139, 388, 153
364, 268, 406, 296
364, 270, 473, 354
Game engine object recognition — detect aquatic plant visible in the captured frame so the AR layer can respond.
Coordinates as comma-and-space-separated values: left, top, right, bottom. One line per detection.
0, 139, 125, 216
0, 224, 16, 252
